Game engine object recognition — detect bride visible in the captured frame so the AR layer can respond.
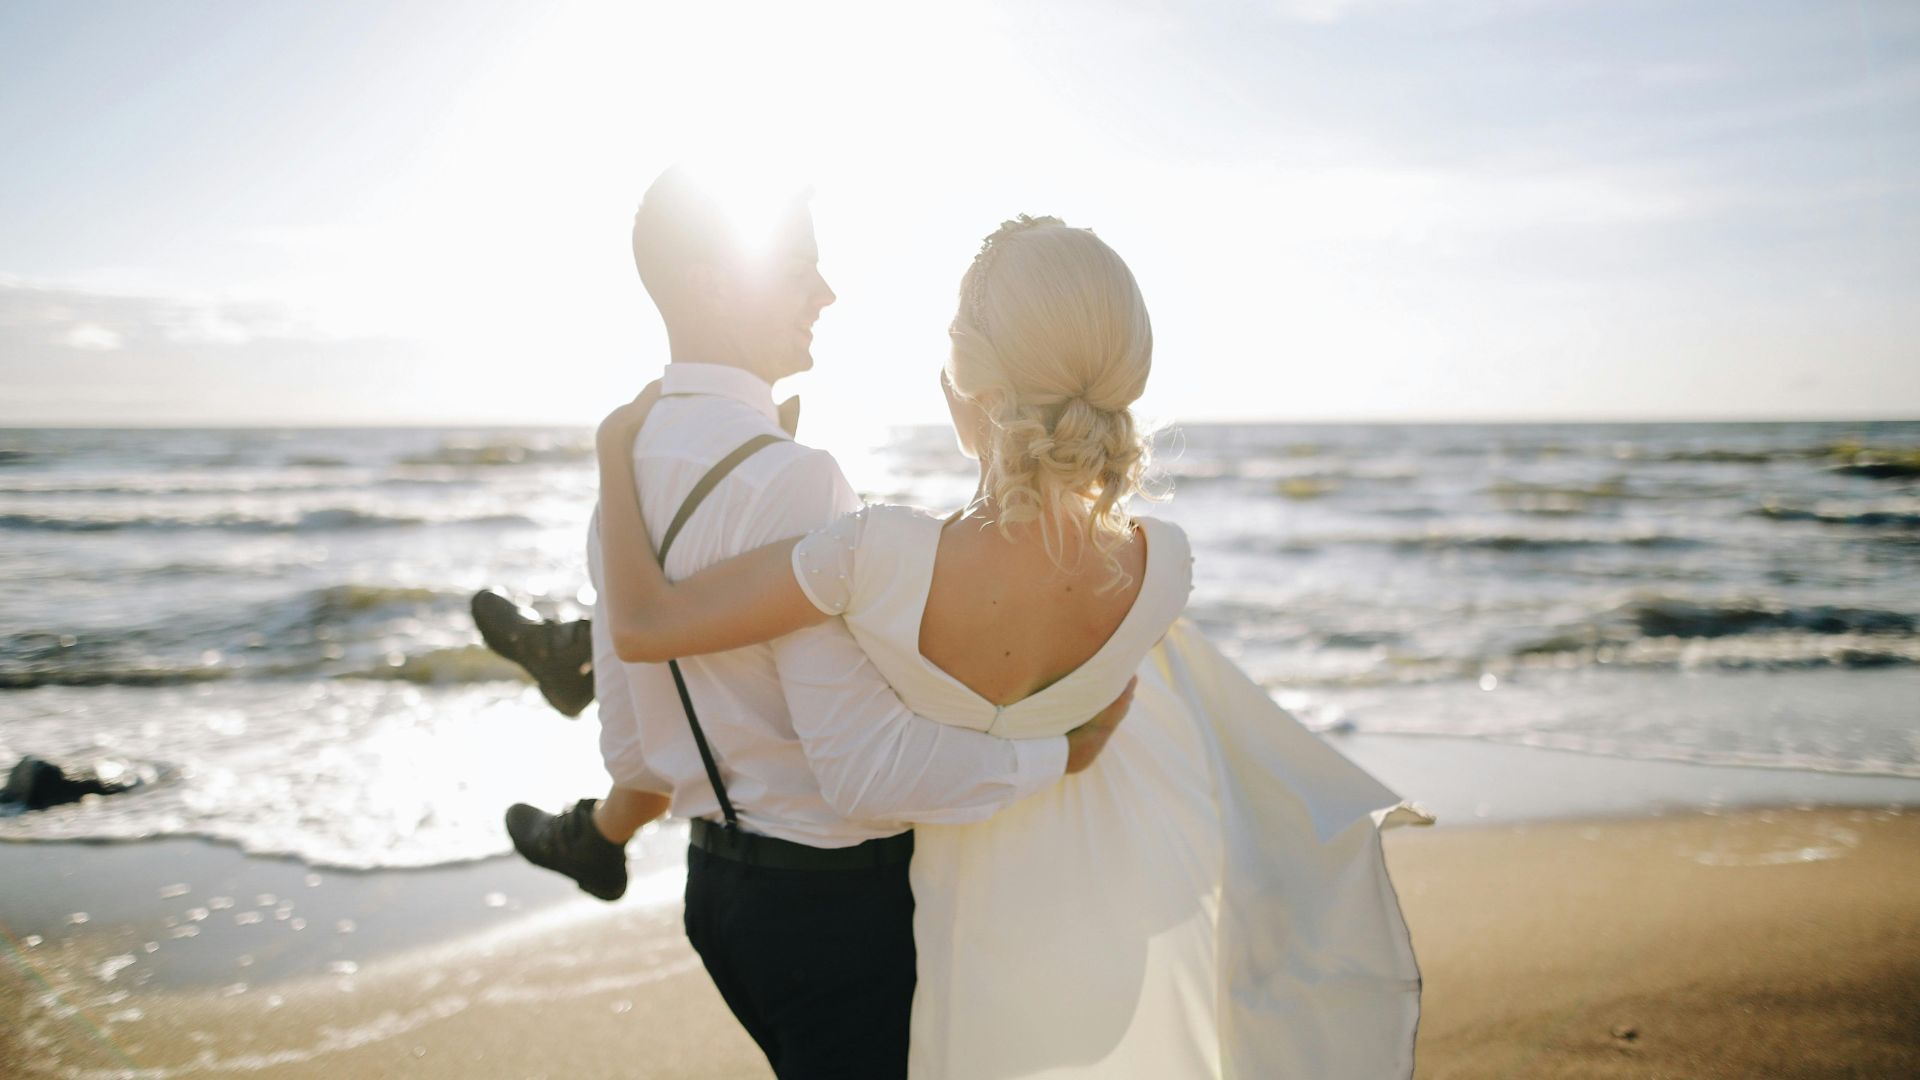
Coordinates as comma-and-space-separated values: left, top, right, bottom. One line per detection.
595, 215, 1429, 1078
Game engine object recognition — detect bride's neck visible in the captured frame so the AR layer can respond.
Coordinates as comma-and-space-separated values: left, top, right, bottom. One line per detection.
954, 486, 1088, 550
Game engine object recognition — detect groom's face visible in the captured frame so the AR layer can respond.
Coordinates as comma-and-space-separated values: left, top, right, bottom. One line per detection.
726, 212, 835, 379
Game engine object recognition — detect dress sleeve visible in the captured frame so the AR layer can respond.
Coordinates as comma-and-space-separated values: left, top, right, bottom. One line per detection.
789, 506, 867, 616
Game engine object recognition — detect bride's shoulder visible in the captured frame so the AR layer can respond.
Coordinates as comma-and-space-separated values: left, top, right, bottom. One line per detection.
854, 502, 947, 530
1132, 514, 1190, 554
1132, 515, 1194, 594
824, 502, 947, 554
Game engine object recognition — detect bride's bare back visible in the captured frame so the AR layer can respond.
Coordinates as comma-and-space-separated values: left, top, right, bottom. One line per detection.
919, 515, 1148, 707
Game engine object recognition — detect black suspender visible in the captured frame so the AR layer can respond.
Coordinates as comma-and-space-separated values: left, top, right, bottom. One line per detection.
654, 432, 786, 832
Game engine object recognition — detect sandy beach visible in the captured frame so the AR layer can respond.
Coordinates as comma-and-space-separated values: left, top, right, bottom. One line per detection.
4, 801, 1916, 1079
1400, 806, 1920, 1079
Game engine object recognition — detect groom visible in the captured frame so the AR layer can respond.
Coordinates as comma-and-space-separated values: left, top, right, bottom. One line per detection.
496, 166, 1131, 1079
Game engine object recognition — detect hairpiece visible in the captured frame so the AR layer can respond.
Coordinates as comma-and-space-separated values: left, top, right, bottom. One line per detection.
964, 214, 1066, 329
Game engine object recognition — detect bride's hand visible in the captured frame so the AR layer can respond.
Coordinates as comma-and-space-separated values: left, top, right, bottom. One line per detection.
597, 379, 664, 455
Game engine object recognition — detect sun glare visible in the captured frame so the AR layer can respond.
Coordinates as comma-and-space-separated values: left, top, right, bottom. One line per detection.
301, 1, 1028, 424
365, 0, 1061, 428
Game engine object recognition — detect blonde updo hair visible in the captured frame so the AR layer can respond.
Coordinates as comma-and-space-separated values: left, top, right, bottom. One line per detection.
946, 215, 1154, 589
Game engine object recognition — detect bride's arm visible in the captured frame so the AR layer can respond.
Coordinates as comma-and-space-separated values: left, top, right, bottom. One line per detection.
596, 388, 830, 664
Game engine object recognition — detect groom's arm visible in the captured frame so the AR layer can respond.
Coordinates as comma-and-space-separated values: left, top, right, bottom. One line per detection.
776, 625, 1066, 823
746, 448, 1069, 825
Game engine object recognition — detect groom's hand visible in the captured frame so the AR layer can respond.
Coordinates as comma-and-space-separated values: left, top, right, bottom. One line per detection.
1064, 676, 1137, 775
597, 380, 664, 452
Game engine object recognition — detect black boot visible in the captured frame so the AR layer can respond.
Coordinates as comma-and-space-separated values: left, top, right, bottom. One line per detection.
471, 590, 595, 717
504, 798, 627, 901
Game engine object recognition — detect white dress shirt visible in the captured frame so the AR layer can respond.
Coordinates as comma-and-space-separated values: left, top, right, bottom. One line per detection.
588, 362, 1068, 848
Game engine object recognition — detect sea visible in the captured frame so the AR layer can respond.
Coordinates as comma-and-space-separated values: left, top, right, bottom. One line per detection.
2, 420, 1917, 869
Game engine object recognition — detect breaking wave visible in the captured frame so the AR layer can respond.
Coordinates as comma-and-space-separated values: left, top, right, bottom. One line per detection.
0, 584, 526, 690
398, 437, 593, 468
1503, 596, 1920, 672
1387, 531, 1705, 553
1622, 597, 1915, 638
0, 509, 537, 533
1754, 503, 1920, 529
341, 644, 530, 685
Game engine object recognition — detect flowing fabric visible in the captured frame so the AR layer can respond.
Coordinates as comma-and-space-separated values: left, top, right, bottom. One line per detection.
792, 505, 1431, 1078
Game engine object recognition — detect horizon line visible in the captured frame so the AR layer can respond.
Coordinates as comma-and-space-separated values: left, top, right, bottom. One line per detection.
3, 413, 1918, 431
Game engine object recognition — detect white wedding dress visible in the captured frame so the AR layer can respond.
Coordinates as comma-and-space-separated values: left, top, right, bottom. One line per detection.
792, 505, 1431, 1079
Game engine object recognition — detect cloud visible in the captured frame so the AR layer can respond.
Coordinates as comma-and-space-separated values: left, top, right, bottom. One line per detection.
61, 323, 124, 350
0, 277, 631, 426
1272, 0, 1368, 24
0, 280, 327, 353
1266, 0, 1563, 27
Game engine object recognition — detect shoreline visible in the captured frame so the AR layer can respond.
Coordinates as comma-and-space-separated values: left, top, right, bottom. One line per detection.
4, 802, 1917, 1078
1326, 731, 1920, 827
0, 818, 698, 990
5, 727, 1920, 1077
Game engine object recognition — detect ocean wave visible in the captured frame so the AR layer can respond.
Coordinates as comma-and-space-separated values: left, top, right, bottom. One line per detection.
0, 665, 236, 689
1227, 600, 1920, 684
0, 584, 479, 690
1754, 502, 1920, 528
1653, 449, 1783, 464
1503, 595, 1920, 670
1273, 477, 1337, 500
1321, 630, 1405, 649
341, 644, 529, 685
1822, 442, 1920, 480
1, 637, 304, 690
1623, 597, 1915, 638
1487, 478, 1631, 516
1155, 457, 1420, 486
0, 477, 365, 496
1229, 528, 1706, 557
1602, 441, 1914, 468
1345, 727, 1920, 780
1156, 459, 1235, 481
1488, 478, 1629, 499
1833, 460, 1920, 480
1511, 629, 1920, 672
1388, 531, 1704, 553
0, 645, 523, 691
399, 437, 593, 468
0, 509, 537, 533
311, 583, 450, 615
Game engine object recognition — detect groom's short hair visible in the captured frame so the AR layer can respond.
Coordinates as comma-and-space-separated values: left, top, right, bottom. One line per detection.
631, 164, 812, 308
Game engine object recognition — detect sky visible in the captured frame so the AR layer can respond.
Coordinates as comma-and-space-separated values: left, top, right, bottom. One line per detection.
1, 0, 1916, 434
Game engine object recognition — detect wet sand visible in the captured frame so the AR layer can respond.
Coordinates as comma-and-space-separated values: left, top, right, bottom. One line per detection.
3, 805, 1917, 1078
1398, 806, 1920, 1079
0, 832, 766, 1079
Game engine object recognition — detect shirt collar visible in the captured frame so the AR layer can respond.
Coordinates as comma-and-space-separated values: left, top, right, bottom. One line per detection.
660, 363, 780, 425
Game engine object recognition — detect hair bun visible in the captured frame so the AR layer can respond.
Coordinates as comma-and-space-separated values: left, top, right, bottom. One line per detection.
946, 217, 1155, 588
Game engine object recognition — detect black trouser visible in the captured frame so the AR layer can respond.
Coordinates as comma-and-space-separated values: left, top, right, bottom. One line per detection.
683, 844, 916, 1079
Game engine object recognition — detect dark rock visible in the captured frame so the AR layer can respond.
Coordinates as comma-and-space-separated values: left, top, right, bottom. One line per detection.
1, 755, 146, 810
1834, 461, 1920, 480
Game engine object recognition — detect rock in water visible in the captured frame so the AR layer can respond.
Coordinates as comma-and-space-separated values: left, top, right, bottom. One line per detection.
1, 755, 146, 810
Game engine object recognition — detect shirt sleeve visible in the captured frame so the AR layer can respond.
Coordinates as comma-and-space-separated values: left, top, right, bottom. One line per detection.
749, 447, 1069, 823
774, 623, 1067, 824
790, 508, 864, 616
